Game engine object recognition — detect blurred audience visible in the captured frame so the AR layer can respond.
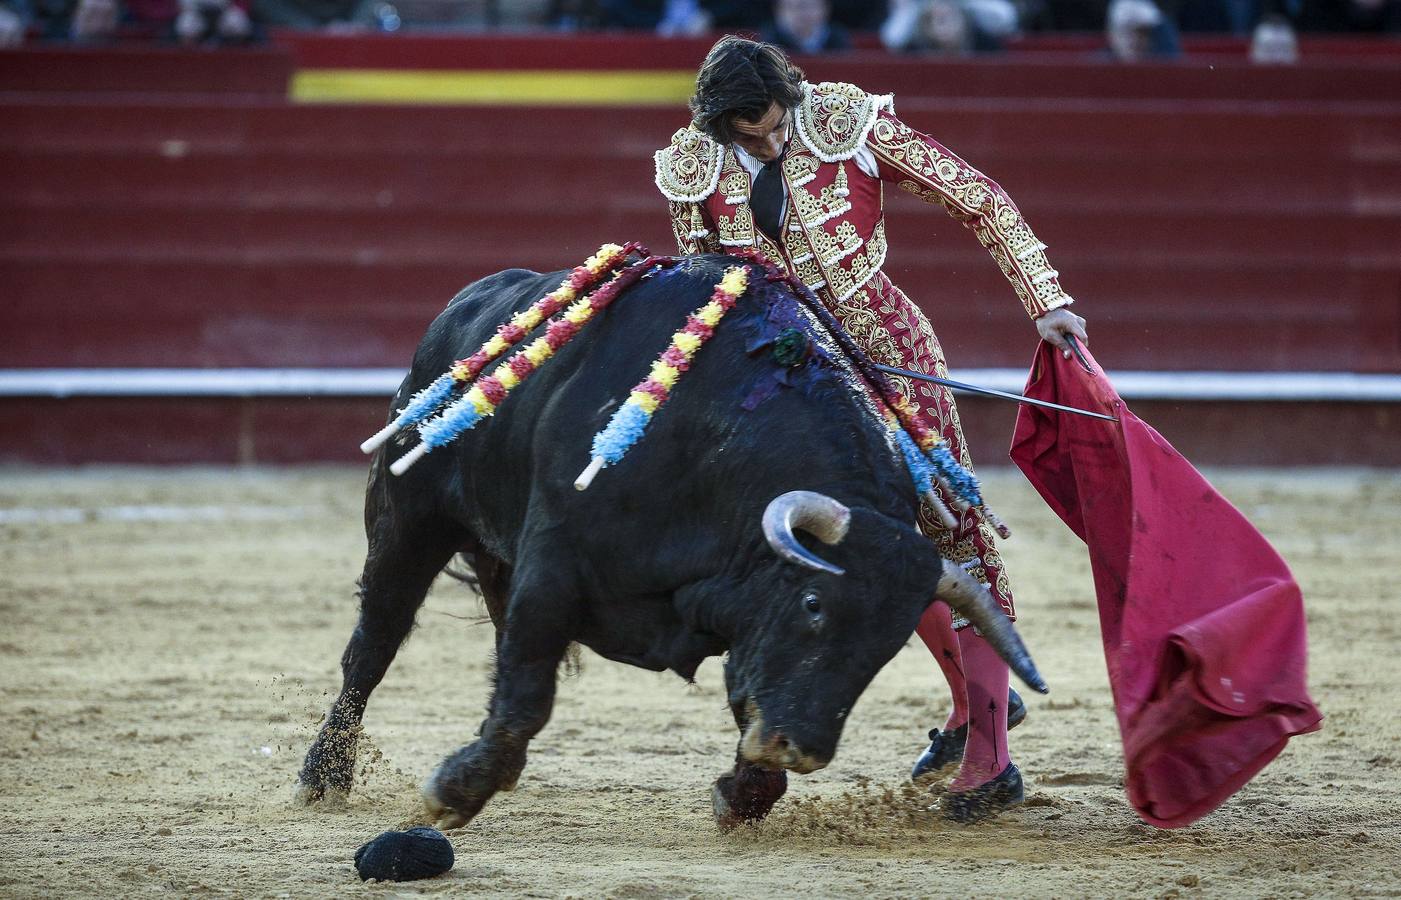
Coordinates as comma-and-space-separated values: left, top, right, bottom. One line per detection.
70, 0, 118, 38
253, 0, 354, 27
0, 0, 29, 43
761, 0, 850, 52
589, 0, 762, 32
2, 0, 258, 41
175, 0, 251, 41
0, 0, 1393, 49
1249, 10, 1298, 59
255, 0, 554, 31
1164, 0, 1255, 33
882, 0, 1014, 52
829, 0, 886, 29
1104, 0, 1181, 59
1295, 0, 1400, 31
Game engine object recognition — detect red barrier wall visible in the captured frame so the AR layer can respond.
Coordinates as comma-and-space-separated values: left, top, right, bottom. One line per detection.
2, 40, 1399, 464
4, 396, 1397, 467
5, 95, 1398, 373
0, 46, 292, 95
272, 31, 1401, 102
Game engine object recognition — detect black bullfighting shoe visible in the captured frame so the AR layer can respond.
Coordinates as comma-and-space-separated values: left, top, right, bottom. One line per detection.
910, 688, 1027, 781
941, 763, 1025, 824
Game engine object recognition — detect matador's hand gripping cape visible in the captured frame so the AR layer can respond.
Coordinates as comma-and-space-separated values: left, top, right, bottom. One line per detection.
1011, 341, 1323, 828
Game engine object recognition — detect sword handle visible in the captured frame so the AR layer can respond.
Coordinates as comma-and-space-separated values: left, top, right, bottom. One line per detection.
1065, 334, 1094, 374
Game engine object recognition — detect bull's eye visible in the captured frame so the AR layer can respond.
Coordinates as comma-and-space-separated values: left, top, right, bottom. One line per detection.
802, 592, 822, 614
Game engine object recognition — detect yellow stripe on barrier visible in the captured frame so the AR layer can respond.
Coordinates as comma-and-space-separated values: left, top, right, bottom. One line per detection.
292, 69, 697, 105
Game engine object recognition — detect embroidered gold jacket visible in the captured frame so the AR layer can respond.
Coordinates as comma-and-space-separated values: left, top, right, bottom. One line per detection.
653, 81, 1074, 322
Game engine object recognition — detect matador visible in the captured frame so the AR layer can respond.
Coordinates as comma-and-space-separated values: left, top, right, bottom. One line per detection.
654, 36, 1089, 822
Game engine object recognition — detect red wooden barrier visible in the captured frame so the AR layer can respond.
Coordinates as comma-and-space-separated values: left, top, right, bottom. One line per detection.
0, 46, 292, 96
3, 395, 1397, 466
3, 42, 1399, 464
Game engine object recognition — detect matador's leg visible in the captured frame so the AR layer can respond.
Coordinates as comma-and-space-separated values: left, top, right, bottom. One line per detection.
869, 278, 1025, 819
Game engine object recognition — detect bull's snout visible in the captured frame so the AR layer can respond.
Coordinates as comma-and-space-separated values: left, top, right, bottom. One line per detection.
739, 708, 830, 775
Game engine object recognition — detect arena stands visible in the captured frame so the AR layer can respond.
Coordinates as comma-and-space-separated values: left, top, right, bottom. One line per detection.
2, 32, 1398, 464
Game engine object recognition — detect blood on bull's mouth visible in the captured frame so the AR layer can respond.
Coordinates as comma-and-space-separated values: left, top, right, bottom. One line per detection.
738, 705, 828, 774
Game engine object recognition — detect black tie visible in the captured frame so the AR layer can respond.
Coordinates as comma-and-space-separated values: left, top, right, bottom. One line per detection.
750, 156, 785, 241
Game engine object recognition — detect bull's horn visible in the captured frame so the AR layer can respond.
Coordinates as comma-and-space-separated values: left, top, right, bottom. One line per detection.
762, 491, 851, 576
937, 564, 1049, 694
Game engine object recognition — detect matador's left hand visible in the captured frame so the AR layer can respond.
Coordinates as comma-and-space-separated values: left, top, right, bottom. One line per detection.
1035, 308, 1088, 359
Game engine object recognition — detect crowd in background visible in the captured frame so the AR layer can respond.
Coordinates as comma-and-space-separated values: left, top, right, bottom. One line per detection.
0, 0, 1397, 59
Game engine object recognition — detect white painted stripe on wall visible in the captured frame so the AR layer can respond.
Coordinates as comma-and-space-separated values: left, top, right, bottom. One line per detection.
1, 368, 1399, 402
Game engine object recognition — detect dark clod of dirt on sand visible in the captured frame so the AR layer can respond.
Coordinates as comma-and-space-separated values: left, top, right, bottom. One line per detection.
0, 466, 1397, 897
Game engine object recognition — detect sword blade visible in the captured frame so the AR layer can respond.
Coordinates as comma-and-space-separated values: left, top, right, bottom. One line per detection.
872, 364, 1119, 423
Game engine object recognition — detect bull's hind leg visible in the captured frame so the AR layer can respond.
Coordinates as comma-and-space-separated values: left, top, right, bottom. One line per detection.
296, 504, 465, 805
712, 660, 788, 830
424, 562, 576, 829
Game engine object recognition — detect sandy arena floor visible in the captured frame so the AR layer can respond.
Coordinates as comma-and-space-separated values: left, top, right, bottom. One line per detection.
0, 465, 1397, 898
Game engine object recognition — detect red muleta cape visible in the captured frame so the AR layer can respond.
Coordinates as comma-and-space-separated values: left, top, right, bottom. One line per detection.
1009, 342, 1322, 828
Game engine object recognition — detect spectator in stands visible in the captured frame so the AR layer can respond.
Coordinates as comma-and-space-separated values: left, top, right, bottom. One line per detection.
654, 0, 709, 34
175, 0, 251, 41
69, 0, 118, 38
1104, 0, 1180, 60
881, 0, 1014, 53
761, 0, 851, 53
0, 0, 29, 43
255, 0, 546, 31
1250, 12, 1298, 61
592, 0, 764, 32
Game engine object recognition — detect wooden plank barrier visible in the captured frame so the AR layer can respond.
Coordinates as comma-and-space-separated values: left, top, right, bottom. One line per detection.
2, 39, 1398, 463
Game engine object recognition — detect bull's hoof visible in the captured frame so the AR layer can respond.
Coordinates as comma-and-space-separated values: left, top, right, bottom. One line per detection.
293, 752, 353, 808
711, 781, 744, 832
297, 726, 360, 803
421, 787, 470, 831
422, 764, 491, 831
292, 780, 349, 808
710, 767, 788, 831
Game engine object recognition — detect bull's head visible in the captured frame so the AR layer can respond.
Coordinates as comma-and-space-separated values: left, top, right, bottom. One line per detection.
719, 490, 1046, 775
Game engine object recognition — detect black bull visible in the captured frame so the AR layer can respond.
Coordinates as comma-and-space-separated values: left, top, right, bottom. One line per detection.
296, 253, 1044, 830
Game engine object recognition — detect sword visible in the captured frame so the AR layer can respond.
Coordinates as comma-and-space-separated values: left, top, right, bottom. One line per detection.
1065, 333, 1095, 372
872, 363, 1119, 423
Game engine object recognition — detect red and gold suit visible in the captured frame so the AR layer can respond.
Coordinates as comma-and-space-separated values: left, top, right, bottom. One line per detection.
654, 81, 1075, 621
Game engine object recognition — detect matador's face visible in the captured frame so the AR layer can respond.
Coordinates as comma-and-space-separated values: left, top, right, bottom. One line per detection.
731, 102, 791, 164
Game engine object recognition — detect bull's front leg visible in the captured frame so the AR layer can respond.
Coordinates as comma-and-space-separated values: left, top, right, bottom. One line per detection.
712, 661, 787, 831
297, 508, 464, 805
423, 569, 575, 830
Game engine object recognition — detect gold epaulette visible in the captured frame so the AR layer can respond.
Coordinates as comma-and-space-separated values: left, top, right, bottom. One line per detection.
653, 127, 725, 203
793, 81, 896, 164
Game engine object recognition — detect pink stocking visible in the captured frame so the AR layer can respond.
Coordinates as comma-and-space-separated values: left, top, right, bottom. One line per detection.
915, 601, 968, 732
950, 628, 1012, 791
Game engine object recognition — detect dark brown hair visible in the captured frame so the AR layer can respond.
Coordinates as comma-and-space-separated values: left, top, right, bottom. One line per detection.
689, 36, 806, 145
